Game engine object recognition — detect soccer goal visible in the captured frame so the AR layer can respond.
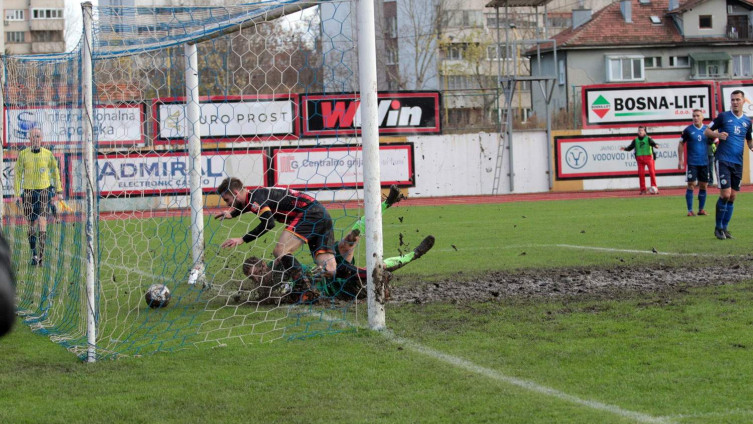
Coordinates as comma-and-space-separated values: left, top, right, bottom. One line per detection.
1, 0, 388, 361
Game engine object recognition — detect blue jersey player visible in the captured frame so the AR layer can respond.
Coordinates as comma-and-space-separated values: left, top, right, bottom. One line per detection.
704, 90, 753, 240
678, 109, 714, 216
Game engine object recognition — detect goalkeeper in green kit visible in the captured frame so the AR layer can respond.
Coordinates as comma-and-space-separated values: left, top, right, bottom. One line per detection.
242, 185, 435, 302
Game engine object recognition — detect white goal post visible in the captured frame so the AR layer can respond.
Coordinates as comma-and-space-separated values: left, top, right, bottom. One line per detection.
4, 0, 389, 361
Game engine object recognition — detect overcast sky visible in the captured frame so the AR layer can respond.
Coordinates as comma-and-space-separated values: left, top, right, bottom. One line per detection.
65, 0, 99, 50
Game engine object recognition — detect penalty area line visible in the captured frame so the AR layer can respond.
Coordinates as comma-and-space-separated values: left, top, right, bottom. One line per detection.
378, 329, 671, 424
436, 243, 722, 257
316, 308, 672, 424
553, 244, 719, 257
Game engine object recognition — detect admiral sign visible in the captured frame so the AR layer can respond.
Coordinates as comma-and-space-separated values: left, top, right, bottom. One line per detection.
556, 133, 684, 179
4, 105, 143, 147
153, 94, 298, 143
582, 82, 714, 128
79, 150, 266, 197
302, 92, 440, 136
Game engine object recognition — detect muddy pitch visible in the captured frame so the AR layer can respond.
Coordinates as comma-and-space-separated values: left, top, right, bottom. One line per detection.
389, 261, 753, 304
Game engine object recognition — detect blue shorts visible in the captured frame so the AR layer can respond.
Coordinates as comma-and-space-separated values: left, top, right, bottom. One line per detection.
715, 160, 742, 191
686, 164, 710, 183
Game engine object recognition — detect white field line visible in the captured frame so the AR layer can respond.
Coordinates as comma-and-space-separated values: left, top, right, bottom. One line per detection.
57, 244, 700, 423
553, 244, 719, 257
435, 243, 724, 257
306, 308, 670, 424
378, 328, 671, 424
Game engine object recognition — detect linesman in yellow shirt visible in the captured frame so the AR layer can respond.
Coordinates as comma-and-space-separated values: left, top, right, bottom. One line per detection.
14, 127, 63, 266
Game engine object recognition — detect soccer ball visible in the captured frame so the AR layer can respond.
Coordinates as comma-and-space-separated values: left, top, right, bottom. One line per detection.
144, 284, 171, 308
648, 186, 659, 194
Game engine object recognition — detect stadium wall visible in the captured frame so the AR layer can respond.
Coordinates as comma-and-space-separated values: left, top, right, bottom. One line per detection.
7, 128, 752, 214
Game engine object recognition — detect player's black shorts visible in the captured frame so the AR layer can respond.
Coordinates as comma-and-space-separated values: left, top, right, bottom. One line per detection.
286, 202, 335, 258
715, 160, 742, 191
22, 188, 50, 222
686, 164, 710, 183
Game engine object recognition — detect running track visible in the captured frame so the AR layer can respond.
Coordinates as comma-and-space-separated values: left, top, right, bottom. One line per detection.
104, 186, 709, 220
3, 186, 732, 223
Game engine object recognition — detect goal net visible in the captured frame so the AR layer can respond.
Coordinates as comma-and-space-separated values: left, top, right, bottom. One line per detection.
2, 1, 387, 360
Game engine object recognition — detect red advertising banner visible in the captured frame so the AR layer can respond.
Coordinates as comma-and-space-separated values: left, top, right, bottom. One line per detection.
302, 92, 440, 136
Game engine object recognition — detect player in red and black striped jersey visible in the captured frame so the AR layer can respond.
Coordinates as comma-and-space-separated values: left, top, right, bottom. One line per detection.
215, 177, 337, 285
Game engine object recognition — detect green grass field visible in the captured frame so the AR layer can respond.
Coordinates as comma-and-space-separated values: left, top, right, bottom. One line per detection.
3, 192, 753, 423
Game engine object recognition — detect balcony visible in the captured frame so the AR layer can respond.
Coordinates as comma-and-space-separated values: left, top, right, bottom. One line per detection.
30, 18, 64, 31
32, 41, 66, 54
726, 24, 751, 40
5, 43, 32, 55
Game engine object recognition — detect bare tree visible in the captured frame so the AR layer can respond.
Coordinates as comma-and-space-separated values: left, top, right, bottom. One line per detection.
382, 0, 447, 90
64, 0, 83, 52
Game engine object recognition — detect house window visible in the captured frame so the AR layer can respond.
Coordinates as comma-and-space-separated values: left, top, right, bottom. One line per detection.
446, 45, 463, 60
487, 45, 506, 60
386, 47, 398, 65
31, 9, 64, 19
487, 46, 497, 60
645, 56, 662, 68
733, 54, 753, 77
607, 56, 644, 82
699, 15, 712, 29
385, 16, 397, 38
695, 60, 728, 78
447, 76, 466, 90
558, 59, 566, 85
32, 31, 61, 42
137, 25, 157, 35
5, 10, 25, 21
446, 10, 483, 28
6, 32, 25, 43
669, 56, 690, 67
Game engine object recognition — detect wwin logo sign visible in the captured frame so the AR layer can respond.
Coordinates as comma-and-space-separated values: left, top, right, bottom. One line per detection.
302, 92, 440, 137
12, 111, 38, 140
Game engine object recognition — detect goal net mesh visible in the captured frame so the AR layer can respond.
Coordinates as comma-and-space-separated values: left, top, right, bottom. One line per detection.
2, 1, 378, 359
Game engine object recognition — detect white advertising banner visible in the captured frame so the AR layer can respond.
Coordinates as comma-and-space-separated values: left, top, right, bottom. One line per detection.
582, 83, 714, 128
556, 133, 684, 179
2, 160, 15, 198
91, 150, 266, 196
273, 144, 413, 189
155, 97, 297, 142
719, 82, 753, 117
4, 105, 143, 147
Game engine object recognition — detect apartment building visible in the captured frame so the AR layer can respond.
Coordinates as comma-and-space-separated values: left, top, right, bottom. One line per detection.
3, 0, 66, 55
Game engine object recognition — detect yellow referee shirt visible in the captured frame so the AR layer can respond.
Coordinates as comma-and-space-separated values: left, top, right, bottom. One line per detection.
14, 148, 63, 197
